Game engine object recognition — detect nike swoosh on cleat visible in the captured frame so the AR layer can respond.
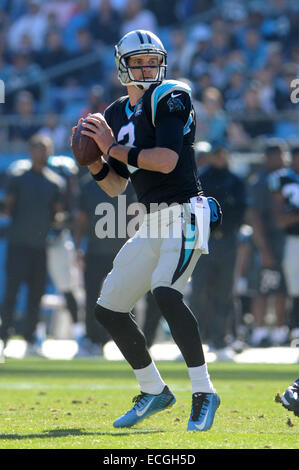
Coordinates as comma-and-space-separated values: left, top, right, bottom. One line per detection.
193, 409, 209, 430
171, 92, 181, 98
136, 397, 155, 417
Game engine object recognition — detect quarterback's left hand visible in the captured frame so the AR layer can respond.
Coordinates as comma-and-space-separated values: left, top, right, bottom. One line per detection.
81, 113, 116, 155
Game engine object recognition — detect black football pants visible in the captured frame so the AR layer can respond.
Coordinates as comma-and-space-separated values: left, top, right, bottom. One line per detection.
0, 243, 47, 344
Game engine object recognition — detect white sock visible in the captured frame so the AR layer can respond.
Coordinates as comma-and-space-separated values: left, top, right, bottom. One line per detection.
188, 364, 216, 394
133, 361, 166, 395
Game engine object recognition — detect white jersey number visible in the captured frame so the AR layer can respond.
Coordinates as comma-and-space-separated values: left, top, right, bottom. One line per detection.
282, 183, 299, 209
117, 122, 138, 174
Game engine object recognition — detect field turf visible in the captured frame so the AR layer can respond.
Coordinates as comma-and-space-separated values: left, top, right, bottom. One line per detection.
0, 359, 298, 450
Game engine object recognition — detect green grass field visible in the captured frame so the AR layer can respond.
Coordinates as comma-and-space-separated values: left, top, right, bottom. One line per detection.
0, 359, 298, 449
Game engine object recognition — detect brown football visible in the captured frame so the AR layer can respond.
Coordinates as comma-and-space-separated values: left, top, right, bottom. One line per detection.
71, 116, 103, 166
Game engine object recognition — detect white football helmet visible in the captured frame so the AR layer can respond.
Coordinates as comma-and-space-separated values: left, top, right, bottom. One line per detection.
114, 30, 167, 89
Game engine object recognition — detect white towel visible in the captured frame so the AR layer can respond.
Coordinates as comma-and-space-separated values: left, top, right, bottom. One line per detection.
190, 196, 211, 254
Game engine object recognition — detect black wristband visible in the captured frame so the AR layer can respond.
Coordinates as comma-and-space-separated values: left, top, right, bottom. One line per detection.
91, 162, 110, 181
106, 142, 118, 156
127, 147, 141, 168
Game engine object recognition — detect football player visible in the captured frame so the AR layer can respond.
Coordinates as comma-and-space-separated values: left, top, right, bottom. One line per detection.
281, 378, 299, 417
73, 30, 221, 430
268, 147, 299, 343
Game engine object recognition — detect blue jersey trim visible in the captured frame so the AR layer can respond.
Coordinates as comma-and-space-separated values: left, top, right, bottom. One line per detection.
151, 80, 192, 126
180, 221, 196, 271
125, 99, 134, 120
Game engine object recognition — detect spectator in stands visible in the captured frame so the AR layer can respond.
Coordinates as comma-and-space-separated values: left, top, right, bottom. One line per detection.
223, 66, 248, 114
266, 42, 284, 76
207, 28, 232, 63
236, 84, 274, 141
208, 53, 230, 92
192, 70, 213, 102
8, 90, 40, 152
167, 27, 194, 78
146, 0, 179, 26
254, 67, 276, 114
261, 0, 291, 44
0, 6, 9, 34
247, 141, 289, 347
39, 112, 68, 153
80, 84, 108, 117
0, 134, 65, 356
8, 0, 48, 52
121, 0, 158, 36
6, 51, 42, 101
41, 0, 76, 29
38, 29, 71, 84
70, 28, 103, 86
55, 76, 88, 118
242, 28, 268, 71
63, 0, 95, 53
188, 26, 212, 79
88, 0, 121, 46
226, 48, 247, 73
1, 0, 27, 20
196, 87, 229, 145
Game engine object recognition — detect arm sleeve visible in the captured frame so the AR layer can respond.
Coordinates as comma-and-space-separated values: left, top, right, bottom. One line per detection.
155, 114, 185, 154
154, 90, 192, 154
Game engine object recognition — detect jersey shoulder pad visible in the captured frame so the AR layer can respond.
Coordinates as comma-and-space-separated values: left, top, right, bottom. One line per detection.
150, 79, 192, 126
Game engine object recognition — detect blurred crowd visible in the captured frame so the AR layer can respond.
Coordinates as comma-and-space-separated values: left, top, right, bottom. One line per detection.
0, 0, 298, 152
0, 0, 299, 360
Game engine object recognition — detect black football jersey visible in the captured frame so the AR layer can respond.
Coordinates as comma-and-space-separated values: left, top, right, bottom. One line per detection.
104, 79, 203, 212
268, 168, 299, 235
